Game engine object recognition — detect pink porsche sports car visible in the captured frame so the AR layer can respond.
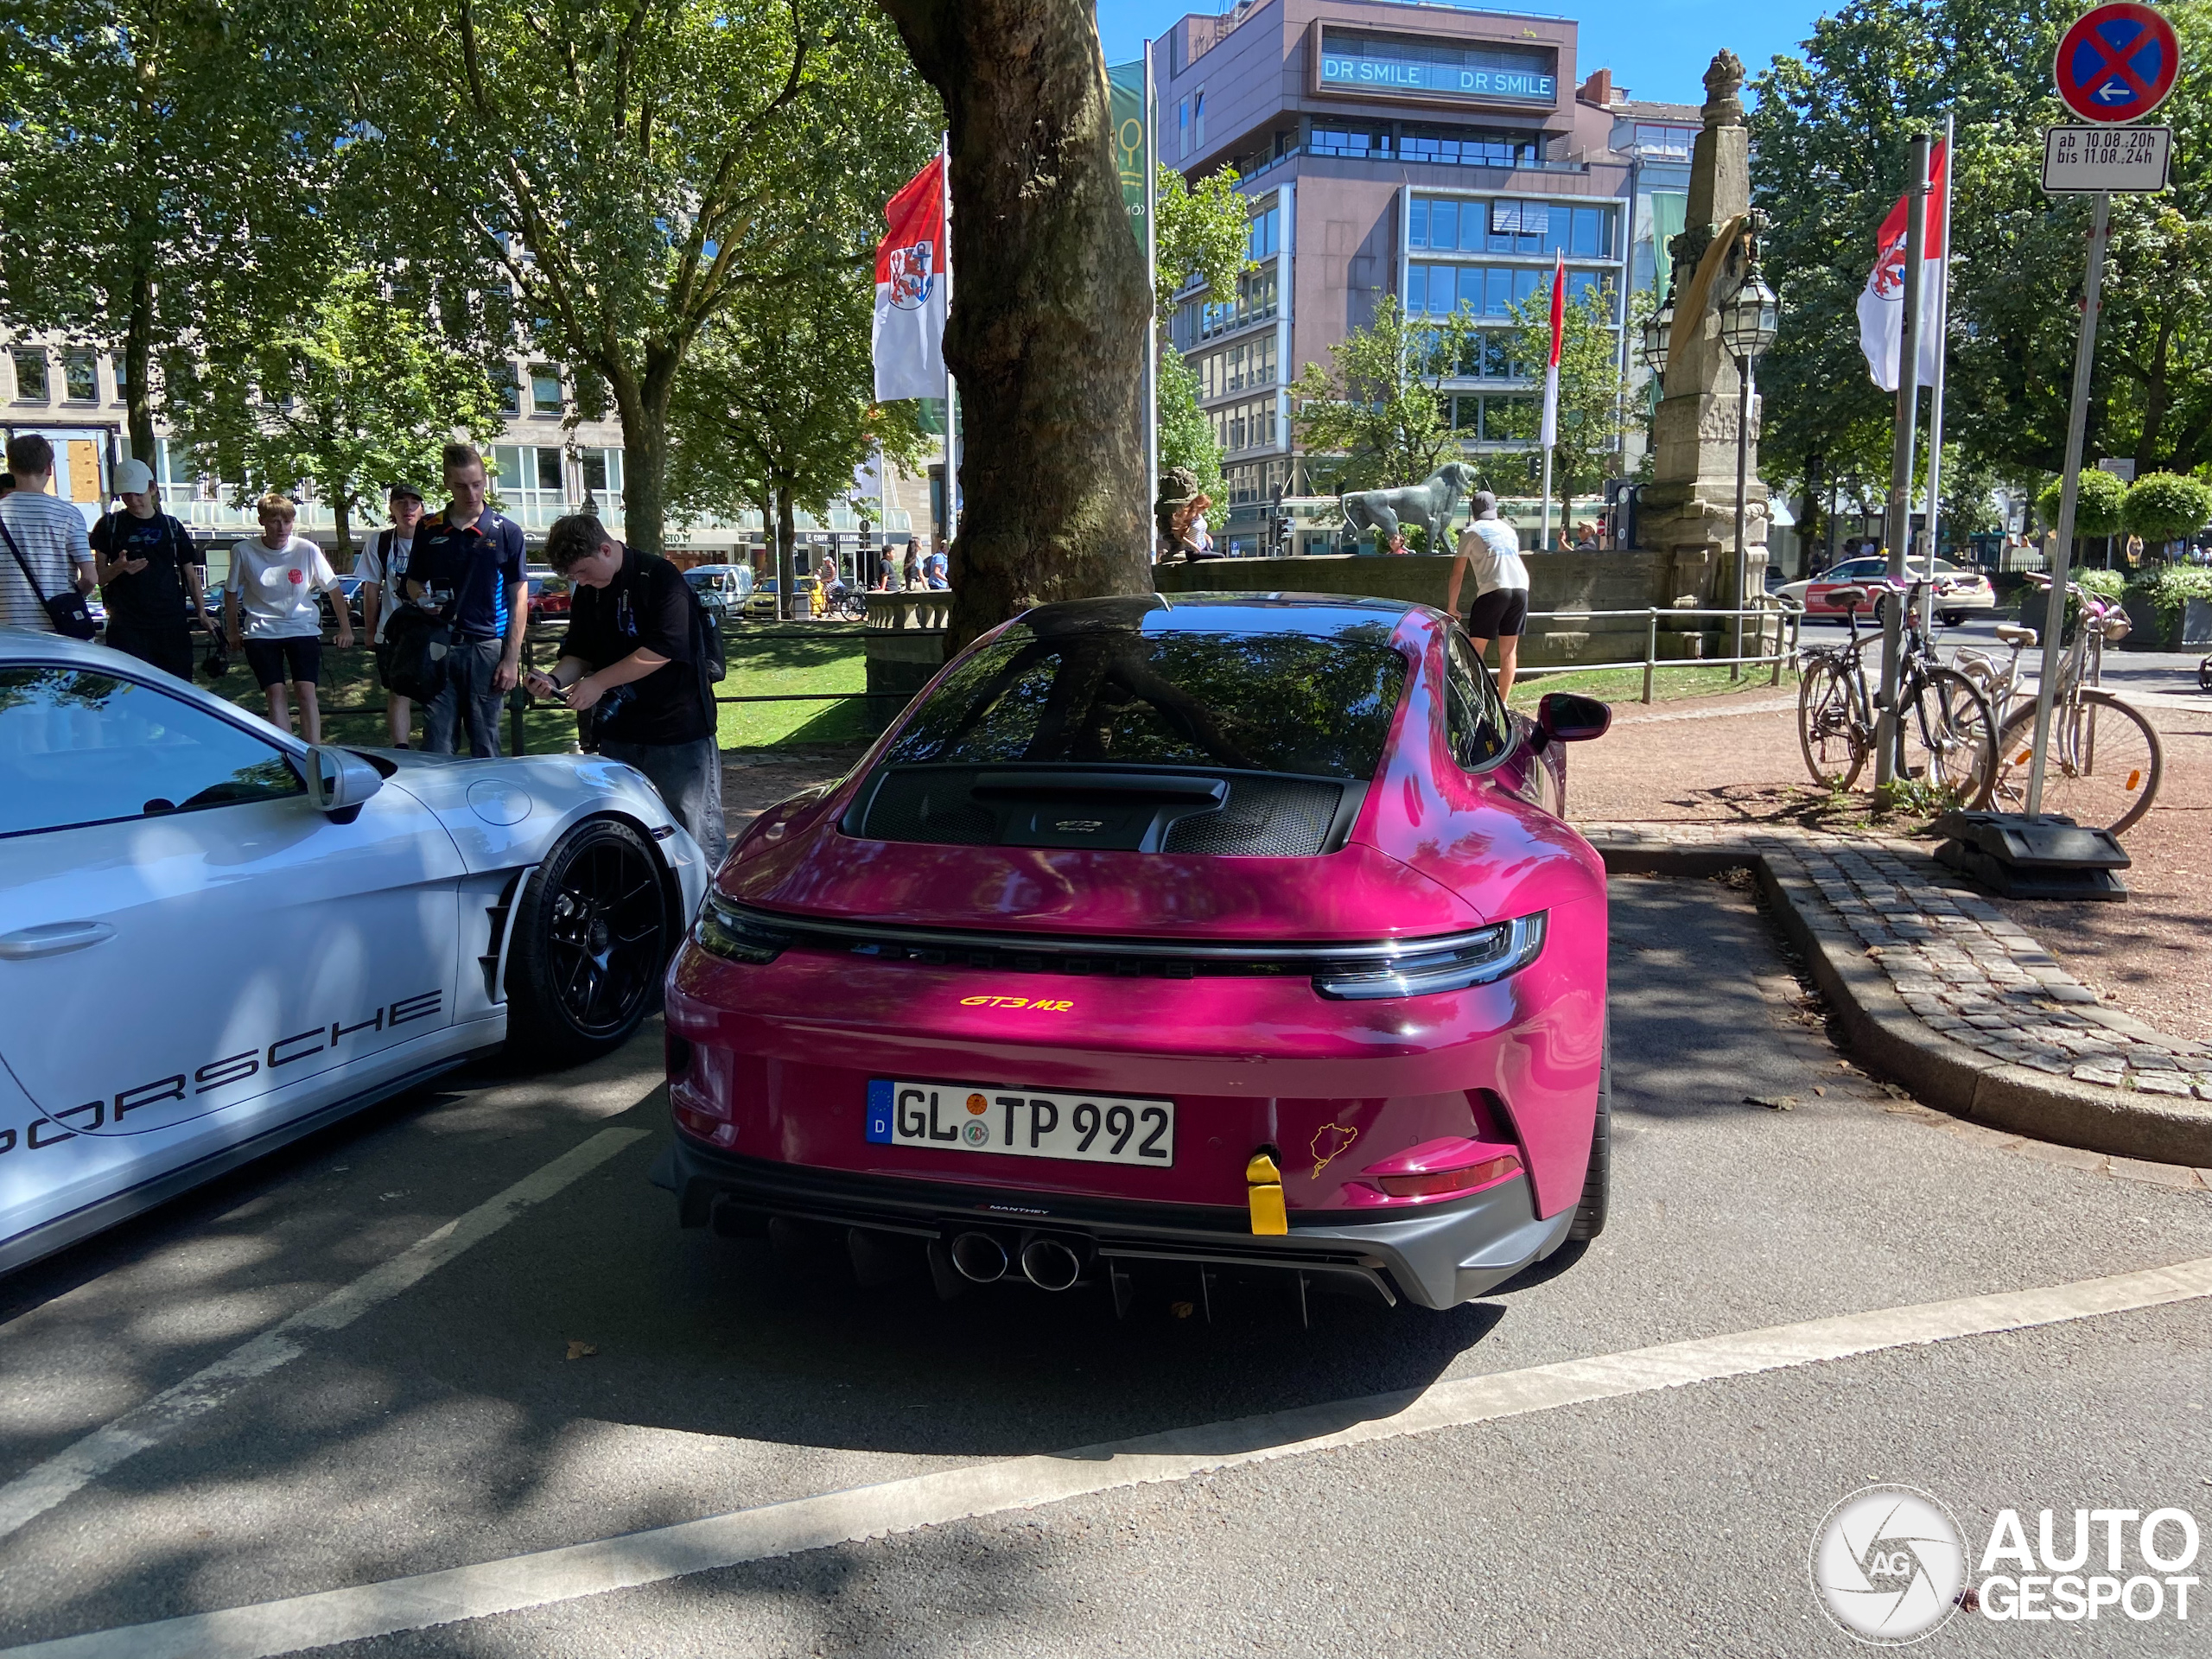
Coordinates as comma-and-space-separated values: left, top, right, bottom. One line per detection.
652, 594, 1612, 1313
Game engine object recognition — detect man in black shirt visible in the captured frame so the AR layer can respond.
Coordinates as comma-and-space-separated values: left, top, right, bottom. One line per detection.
532, 513, 726, 861
91, 458, 210, 678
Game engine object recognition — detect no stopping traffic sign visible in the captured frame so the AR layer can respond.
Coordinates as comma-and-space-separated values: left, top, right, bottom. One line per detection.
2054, 3, 2181, 123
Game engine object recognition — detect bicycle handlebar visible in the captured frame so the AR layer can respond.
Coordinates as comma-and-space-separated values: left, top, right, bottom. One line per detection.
2023, 571, 2113, 613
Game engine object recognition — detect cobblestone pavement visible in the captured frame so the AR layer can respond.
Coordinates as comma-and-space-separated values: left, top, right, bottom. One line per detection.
1586, 821, 2212, 1119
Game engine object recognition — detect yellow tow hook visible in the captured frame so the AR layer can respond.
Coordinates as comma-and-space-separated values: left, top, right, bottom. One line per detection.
1246, 1150, 1287, 1236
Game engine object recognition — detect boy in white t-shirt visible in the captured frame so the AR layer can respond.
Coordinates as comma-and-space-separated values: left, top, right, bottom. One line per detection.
223, 492, 353, 742
1444, 491, 1532, 698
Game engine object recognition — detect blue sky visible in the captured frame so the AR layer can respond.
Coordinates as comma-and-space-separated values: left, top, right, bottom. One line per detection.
1095, 0, 1827, 108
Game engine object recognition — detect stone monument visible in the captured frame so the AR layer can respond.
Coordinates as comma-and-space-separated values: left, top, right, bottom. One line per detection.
1637, 50, 1769, 608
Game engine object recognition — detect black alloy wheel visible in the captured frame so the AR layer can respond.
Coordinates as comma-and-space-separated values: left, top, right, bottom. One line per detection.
507, 817, 671, 1062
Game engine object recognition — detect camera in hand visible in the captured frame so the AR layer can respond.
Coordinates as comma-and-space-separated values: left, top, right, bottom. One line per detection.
588, 681, 637, 741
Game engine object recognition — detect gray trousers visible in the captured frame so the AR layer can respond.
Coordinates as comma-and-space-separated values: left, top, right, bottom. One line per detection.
422, 635, 506, 758
599, 737, 728, 866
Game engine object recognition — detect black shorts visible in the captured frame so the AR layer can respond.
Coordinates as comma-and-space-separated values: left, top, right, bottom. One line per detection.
243, 636, 322, 689
1465, 588, 1529, 639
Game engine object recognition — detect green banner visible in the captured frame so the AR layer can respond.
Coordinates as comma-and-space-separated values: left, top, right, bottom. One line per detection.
1107, 59, 1148, 250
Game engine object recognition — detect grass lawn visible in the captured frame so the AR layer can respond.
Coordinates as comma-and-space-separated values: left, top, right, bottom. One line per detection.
1504, 658, 1800, 709
202, 620, 877, 754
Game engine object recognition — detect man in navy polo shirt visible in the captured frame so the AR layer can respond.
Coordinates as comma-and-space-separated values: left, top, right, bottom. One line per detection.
404, 441, 529, 756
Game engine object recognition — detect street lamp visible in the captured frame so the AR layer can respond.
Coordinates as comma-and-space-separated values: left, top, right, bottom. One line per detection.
1638, 292, 1675, 382
1721, 267, 1780, 677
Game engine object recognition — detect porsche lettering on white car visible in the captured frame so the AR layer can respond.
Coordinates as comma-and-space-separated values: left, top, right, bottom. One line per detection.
0, 628, 710, 1274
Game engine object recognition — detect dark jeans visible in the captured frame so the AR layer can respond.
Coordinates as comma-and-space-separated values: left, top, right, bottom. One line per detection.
599, 737, 728, 866
105, 621, 195, 682
422, 634, 507, 758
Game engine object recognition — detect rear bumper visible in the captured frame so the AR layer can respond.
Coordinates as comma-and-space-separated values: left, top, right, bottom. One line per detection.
651, 1132, 1574, 1311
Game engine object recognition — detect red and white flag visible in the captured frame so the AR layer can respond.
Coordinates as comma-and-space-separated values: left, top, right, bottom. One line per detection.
1856, 140, 1947, 393
1538, 251, 1565, 449
873, 154, 950, 402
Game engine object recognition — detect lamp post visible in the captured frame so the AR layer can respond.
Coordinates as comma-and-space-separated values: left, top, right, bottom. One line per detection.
1720, 265, 1779, 678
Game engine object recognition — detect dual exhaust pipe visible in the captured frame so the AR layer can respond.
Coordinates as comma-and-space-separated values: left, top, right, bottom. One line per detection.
949, 1230, 1084, 1292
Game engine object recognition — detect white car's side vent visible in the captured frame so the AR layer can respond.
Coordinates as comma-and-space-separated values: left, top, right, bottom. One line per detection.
480, 868, 527, 1003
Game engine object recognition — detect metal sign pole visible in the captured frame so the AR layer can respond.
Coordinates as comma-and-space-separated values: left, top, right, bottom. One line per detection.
1874, 133, 1930, 795
2025, 186, 2111, 817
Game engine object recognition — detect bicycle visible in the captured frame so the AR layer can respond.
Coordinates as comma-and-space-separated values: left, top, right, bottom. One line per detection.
1971, 574, 2163, 836
1796, 580, 1998, 808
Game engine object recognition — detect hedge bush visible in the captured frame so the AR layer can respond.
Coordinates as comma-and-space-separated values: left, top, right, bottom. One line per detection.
2036, 467, 2126, 538
2121, 472, 2212, 543
2124, 564, 2212, 630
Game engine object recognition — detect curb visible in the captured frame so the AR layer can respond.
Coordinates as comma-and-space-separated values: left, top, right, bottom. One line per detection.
1598, 841, 2212, 1168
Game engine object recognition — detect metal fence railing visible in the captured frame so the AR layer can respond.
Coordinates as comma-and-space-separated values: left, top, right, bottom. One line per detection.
1519, 600, 1804, 703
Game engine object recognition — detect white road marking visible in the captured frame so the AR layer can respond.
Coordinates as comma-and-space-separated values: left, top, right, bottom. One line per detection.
0, 1128, 646, 1544
10, 1252, 2209, 1659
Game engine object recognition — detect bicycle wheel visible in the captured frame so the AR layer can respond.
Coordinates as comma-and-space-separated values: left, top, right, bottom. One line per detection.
1798, 655, 1868, 791
1895, 665, 1997, 810
1990, 690, 2164, 836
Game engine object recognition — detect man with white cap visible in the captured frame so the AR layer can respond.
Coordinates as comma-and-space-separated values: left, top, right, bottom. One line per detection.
91, 457, 208, 678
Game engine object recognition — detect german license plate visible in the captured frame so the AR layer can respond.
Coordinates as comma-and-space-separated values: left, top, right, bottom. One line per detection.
866, 1080, 1175, 1167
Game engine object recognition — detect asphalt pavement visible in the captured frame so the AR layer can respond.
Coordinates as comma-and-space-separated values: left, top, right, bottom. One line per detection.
1, 874, 2207, 1657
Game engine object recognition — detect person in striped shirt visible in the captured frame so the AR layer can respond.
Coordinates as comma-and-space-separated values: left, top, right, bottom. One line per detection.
0, 435, 95, 633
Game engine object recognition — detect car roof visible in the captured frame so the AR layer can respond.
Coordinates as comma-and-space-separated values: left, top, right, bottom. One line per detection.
1016, 592, 1421, 639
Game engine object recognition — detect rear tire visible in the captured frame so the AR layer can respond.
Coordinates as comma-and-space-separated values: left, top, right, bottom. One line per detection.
1941, 610, 1966, 627
1990, 689, 2164, 836
506, 817, 672, 1064
1568, 1028, 1611, 1243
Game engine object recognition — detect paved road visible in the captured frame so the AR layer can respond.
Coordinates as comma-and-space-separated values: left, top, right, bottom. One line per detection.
2, 876, 2208, 1657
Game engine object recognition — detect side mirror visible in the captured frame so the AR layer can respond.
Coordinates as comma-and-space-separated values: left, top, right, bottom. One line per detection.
303, 745, 383, 823
1535, 692, 1611, 746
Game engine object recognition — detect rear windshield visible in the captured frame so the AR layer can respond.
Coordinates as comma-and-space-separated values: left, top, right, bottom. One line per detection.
884, 622, 1408, 780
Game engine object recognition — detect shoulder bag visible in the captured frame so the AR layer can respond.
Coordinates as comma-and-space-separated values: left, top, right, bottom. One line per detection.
0, 511, 99, 639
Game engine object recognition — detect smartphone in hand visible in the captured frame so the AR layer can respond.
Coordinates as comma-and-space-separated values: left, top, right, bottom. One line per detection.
524, 670, 560, 699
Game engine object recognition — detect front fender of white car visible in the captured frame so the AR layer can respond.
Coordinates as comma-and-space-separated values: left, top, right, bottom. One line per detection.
377, 752, 712, 1006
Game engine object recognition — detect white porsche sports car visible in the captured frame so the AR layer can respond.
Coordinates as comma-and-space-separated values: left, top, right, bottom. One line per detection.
0, 629, 711, 1274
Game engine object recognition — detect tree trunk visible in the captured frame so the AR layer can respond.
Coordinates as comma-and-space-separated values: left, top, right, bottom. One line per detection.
608, 363, 669, 556
777, 487, 797, 620
874, 0, 1150, 655
125, 263, 157, 474
333, 496, 354, 570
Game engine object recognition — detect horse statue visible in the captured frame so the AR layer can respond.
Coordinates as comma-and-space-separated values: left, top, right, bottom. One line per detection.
1338, 462, 1478, 554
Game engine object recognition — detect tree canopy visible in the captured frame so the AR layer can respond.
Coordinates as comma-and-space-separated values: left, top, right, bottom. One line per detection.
166, 271, 503, 562
1290, 298, 1483, 494
339, 0, 938, 555
1500, 281, 1636, 525
1751, 0, 2212, 498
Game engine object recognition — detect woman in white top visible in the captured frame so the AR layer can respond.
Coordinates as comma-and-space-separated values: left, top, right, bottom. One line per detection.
223, 492, 352, 742
1444, 490, 1532, 698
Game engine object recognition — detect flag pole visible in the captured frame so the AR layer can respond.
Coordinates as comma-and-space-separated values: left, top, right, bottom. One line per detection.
939, 131, 955, 568
1873, 133, 1930, 798
1539, 251, 1563, 550
1144, 41, 1159, 532
1918, 112, 1955, 643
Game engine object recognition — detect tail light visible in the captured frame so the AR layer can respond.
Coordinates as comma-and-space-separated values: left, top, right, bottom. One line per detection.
1361, 1136, 1523, 1201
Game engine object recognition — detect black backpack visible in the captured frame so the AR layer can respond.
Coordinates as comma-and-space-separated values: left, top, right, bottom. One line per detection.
683, 573, 725, 723
378, 603, 452, 701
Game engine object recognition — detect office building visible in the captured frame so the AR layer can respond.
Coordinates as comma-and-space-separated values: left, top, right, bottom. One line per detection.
1152, 0, 1697, 552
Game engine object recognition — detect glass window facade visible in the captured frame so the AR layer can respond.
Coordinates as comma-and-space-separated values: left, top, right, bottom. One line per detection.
1197, 334, 1278, 399
1451, 394, 1538, 440
1211, 396, 1278, 455
1409, 262, 1608, 319
530, 364, 563, 416
12, 349, 48, 401
1178, 261, 1279, 345
1633, 124, 1694, 159
1310, 124, 1537, 168
1408, 197, 1615, 257
63, 351, 99, 402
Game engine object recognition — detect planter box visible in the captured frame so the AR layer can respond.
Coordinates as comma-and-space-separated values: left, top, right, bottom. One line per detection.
2118, 593, 2180, 651
2185, 596, 2212, 648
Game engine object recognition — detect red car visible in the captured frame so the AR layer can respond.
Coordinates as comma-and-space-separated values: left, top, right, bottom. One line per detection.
653, 594, 1613, 1313
525, 567, 571, 617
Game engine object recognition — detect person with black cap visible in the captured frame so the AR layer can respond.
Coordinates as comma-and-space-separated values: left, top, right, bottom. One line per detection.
356, 480, 426, 746
1445, 490, 1531, 698
91, 458, 207, 678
